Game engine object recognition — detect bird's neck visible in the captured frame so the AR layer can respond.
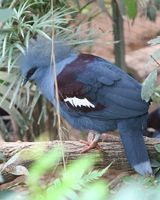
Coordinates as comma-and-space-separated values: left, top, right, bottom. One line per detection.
35, 67, 55, 104
35, 54, 78, 106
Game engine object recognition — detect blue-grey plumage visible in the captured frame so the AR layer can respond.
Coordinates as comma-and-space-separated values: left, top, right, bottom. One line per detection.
20, 37, 152, 176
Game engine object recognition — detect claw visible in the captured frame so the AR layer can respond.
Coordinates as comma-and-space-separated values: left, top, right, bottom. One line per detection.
80, 132, 102, 153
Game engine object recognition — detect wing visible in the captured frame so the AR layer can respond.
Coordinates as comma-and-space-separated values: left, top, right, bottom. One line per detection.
57, 54, 149, 120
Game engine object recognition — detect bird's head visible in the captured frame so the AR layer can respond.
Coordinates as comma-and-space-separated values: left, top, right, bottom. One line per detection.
20, 37, 52, 85
20, 36, 73, 85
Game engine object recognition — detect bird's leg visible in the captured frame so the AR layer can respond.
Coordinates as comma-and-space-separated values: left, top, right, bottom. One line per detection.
80, 132, 101, 153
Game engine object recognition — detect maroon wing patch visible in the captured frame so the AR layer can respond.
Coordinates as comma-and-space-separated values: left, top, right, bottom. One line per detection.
57, 54, 92, 99
57, 54, 105, 112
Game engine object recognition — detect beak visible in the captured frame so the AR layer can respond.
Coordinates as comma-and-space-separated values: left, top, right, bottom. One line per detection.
21, 77, 28, 86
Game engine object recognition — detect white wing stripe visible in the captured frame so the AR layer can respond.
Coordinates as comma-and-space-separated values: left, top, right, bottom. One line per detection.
64, 97, 95, 108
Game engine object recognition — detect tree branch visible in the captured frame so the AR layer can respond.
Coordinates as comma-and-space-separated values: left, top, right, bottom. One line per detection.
0, 136, 159, 183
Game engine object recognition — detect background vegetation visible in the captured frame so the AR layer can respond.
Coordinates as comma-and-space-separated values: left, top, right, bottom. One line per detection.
0, 0, 160, 141
1, 0, 160, 199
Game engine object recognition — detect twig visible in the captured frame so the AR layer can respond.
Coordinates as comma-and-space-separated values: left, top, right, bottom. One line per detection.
150, 55, 160, 67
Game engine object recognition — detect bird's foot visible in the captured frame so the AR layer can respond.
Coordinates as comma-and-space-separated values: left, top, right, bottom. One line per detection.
80, 132, 102, 153
80, 140, 102, 153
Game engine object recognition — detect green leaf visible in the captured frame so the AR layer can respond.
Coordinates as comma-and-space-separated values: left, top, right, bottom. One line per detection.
150, 85, 160, 104
124, 0, 138, 19
147, 6, 157, 22
0, 8, 14, 22
141, 69, 157, 102
155, 144, 160, 153
146, 49, 160, 69
155, 0, 160, 10
151, 159, 160, 168
151, 49, 160, 60
148, 36, 160, 46
83, 162, 112, 184
2, 153, 21, 170
28, 147, 63, 186
81, 8, 90, 14
46, 155, 105, 200
80, 181, 108, 200
0, 191, 26, 200
0, 98, 29, 132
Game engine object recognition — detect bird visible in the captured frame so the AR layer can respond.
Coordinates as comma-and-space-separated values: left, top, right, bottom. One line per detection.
20, 36, 152, 176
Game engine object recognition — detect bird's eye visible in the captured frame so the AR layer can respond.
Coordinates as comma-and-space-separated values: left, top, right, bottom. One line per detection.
26, 67, 37, 79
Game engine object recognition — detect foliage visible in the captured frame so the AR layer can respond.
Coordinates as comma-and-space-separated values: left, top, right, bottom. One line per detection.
146, 0, 160, 21
112, 0, 160, 21
0, 190, 25, 200
151, 144, 160, 178
25, 148, 109, 200
0, 0, 100, 140
0, 8, 13, 22
0, 0, 158, 140
141, 69, 157, 102
0, 70, 30, 134
124, 0, 138, 19
116, 0, 138, 19
28, 153, 109, 200
1, 2, 160, 200
110, 178, 160, 200
2, 147, 160, 200
141, 36, 160, 103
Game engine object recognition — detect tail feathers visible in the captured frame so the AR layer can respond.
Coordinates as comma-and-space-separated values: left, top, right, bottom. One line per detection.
118, 118, 152, 176
134, 161, 152, 176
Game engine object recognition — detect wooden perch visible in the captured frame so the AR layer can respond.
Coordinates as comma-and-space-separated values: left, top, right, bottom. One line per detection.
0, 136, 159, 169
0, 136, 160, 183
